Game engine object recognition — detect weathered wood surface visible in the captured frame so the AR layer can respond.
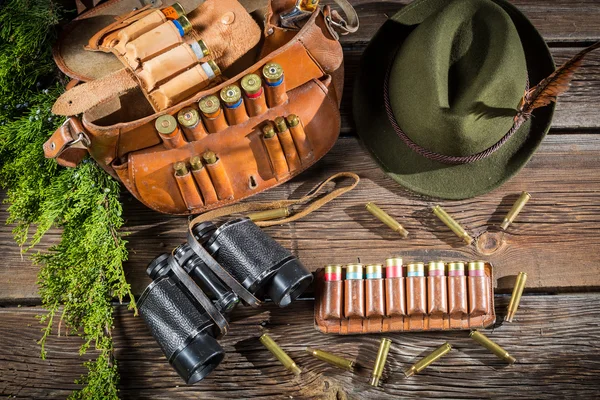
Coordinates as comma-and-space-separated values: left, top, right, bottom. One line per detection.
2, 134, 600, 301
2, 0, 600, 398
1, 294, 600, 399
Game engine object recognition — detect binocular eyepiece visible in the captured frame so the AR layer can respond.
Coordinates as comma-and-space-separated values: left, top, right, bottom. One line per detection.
138, 218, 313, 384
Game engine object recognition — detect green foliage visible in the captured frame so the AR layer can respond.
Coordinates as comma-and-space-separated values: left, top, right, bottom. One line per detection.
0, 1, 135, 398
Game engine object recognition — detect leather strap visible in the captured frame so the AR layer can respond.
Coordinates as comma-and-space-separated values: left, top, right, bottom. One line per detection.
188, 172, 360, 227
323, 0, 359, 40
167, 255, 230, 337
43, 117, 90, 167
52, 68, 138, 116
186, 172, 359, 307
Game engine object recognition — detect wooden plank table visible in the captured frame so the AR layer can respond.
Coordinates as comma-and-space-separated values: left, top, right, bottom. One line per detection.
2, 0, 600, 398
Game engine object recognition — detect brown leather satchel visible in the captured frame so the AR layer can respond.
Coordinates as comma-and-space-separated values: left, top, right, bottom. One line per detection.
44, 0, 358, 215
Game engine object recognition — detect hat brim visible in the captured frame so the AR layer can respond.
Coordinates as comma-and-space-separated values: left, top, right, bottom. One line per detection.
353, 0, 555, 200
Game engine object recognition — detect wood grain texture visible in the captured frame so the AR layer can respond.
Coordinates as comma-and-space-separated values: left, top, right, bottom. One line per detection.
334, 0, 600, 45
1, 294, 599, 399
2, 134, 600, 302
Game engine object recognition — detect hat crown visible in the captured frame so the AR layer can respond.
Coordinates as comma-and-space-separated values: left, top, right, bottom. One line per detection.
388, 0, 527, 157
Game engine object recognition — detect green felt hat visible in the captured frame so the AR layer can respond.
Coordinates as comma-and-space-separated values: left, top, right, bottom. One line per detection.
353, 0, 555, 199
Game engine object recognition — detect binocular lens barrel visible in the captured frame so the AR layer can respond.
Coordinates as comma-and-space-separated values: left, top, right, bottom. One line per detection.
193, 218, 313, 307
138, 277, 224, 384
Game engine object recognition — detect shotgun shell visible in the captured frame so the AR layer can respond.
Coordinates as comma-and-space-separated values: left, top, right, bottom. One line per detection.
324, 264, 343, 281
365, 202, 409, 238
404, 342, 452, 378
346, 264, 363, 280
366, 264, 383, 279
173, 15, 193, 36
428, 261, 445, 277
173, 161, 188, 176
274, 116, 288, 133
248, 207, 290, 222
370, 338, 392, 387
467, 260, 486, 277
432, 205, 473, 245
160, 2, 185, 19
406, 262, 425, 277
190, 39, 211, 60
505, 271, 527, 322
501, 191, 531, 230
470, 331, 517, 364
447, 261, 465, 276
155, 114, 178, 135
220, 85, 243, 108
198, 95, 222, 118
177, 107, 200, 128
259, 333, 301, 375
241, 73, 263, 96
306, 348, 355, 372
263, 62, 284, 85
262, 123, 276, 138
385, 257, 403, 278
202, 150, 217, 165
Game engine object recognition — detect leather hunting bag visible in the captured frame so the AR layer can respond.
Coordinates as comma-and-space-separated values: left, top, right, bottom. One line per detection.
44, 0, 358, 215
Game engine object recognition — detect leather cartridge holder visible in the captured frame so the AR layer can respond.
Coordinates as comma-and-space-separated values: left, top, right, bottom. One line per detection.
44, 0, 358, 215
314, 263, 496, 334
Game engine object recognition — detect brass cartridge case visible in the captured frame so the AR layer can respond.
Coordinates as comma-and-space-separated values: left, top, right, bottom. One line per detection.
259, 333, 301, 375
432, 205, 473, 245
501, 191, 531, 230
470, 331, 517, 364
306, 348, 355, 372
365, 202, 408, 238
404, 342, 452, 378
370, 338, 392, 387
248, 207, 290, 222
173, 161, 188, 176
505, 271, 527, 322
203, 150, 217, 165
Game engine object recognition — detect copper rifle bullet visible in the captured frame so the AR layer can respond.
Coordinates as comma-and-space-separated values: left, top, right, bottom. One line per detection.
365, 202, 409, 238
505, 271, 527, 322
470, 331, 517, 364
404, 342, 452, 378
259, 333, 301, 375
432, 205, 473, 245
306, 348, 355, 372
501, 191, 531, 230
370, 338, 392, 387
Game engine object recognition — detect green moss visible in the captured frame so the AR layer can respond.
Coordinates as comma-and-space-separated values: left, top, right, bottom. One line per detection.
0, 1, 134, 398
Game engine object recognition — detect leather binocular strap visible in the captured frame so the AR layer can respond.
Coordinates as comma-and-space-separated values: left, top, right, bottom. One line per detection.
323, 0, 359, 40
186, 172, 360, 307
167, 255, 230, 336
43, 117, 90, 168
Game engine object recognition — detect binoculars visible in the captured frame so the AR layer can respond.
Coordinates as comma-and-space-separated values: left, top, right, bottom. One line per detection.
138, 217, 313, 384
